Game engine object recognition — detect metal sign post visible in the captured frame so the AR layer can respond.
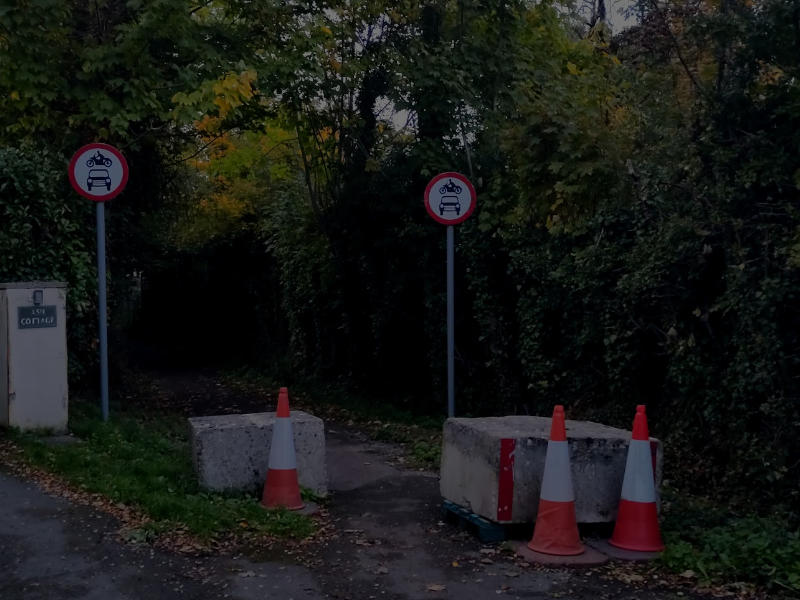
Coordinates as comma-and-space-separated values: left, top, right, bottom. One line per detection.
95, 203, 109, 421
424, 172, 476, 418
69, 143, 129, 421
446, 225, 455, 418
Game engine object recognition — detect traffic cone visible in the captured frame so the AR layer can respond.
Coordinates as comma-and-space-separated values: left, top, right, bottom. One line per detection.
610, 405, 664, 552
261, 387, 304, 510
528, 405, 584, 556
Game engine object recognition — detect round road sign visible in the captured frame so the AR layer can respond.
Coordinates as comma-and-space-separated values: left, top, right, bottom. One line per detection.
68, 143, 129, 202
424, 172, 476, 225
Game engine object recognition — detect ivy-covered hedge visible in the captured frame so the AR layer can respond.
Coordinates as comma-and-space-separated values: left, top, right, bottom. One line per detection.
0, 146, 97, 383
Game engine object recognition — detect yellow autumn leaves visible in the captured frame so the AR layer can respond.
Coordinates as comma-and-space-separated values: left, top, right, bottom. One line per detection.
171, 69, 258, 134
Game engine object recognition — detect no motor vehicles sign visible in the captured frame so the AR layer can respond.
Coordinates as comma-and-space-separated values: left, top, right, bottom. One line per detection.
68, 141, 130, 422
68, 143, 129, 202
424, 172, 476, 225
423, 170, 476, 418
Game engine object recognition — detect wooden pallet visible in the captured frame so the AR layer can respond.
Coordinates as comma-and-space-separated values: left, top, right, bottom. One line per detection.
440, 500, 507, 543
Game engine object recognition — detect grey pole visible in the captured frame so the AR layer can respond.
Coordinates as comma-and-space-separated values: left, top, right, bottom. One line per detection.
96, 202, 109, 421
447, 225, 455, 418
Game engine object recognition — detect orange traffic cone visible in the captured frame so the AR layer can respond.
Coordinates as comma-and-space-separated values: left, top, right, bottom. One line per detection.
261, 387, 304, 510
528, 405, 584, 556
610, 405, 664, 552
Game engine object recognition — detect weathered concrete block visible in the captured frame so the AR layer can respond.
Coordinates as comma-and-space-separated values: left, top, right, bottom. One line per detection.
189, 411, 327, 496
440, 416, 662, 524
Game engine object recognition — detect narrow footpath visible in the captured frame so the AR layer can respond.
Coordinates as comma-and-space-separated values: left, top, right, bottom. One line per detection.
0, 372, 700, 600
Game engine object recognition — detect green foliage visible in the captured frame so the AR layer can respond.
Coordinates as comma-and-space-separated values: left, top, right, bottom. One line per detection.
259, 181, 339, 369
662, 497, 800, 593
0, 0, 232, 148
489, 6, 634, 231
9, 400, 315, 540
0, 145, 97, 381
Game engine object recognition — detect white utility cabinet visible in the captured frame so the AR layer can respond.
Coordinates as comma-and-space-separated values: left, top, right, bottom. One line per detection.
0, 282, 68, 432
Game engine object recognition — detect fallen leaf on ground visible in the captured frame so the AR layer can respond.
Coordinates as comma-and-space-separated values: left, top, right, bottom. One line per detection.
354, 538, 372, 546
426, 583, 446, 592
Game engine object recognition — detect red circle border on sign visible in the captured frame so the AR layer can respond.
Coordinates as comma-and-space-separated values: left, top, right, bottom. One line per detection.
68, 143, 129, 202
424, 171, 476, 226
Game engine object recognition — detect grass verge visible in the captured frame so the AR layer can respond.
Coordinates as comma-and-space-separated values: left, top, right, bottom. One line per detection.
1, 399, 316, 546
660, 491, 800, 596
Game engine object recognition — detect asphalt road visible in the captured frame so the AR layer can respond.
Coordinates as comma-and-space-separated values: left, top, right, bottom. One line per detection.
310, 428, 697, 600
0, 470, 322, 600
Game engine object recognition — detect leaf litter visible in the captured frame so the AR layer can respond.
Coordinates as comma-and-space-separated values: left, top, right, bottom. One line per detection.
0, 436, 336, 560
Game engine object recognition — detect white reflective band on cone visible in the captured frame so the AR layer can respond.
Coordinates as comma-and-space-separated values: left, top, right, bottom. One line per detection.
268, 418, 298, 470
620, 439, 656, 503
539, 440, 575, 503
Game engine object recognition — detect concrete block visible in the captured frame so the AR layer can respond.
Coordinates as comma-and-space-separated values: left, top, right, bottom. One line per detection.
189, 411, 327, 496
439, 416, 662, 524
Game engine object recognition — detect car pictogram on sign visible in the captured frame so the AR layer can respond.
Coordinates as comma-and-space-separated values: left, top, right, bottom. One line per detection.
87, 169, 112, 191
439, 195, 461, 215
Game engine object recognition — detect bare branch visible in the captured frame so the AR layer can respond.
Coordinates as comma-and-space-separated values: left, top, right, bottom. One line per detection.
646, 0, 708, 98
189, 1, 214, 16
166, 130, 230, 166
295, 123, 324, 220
